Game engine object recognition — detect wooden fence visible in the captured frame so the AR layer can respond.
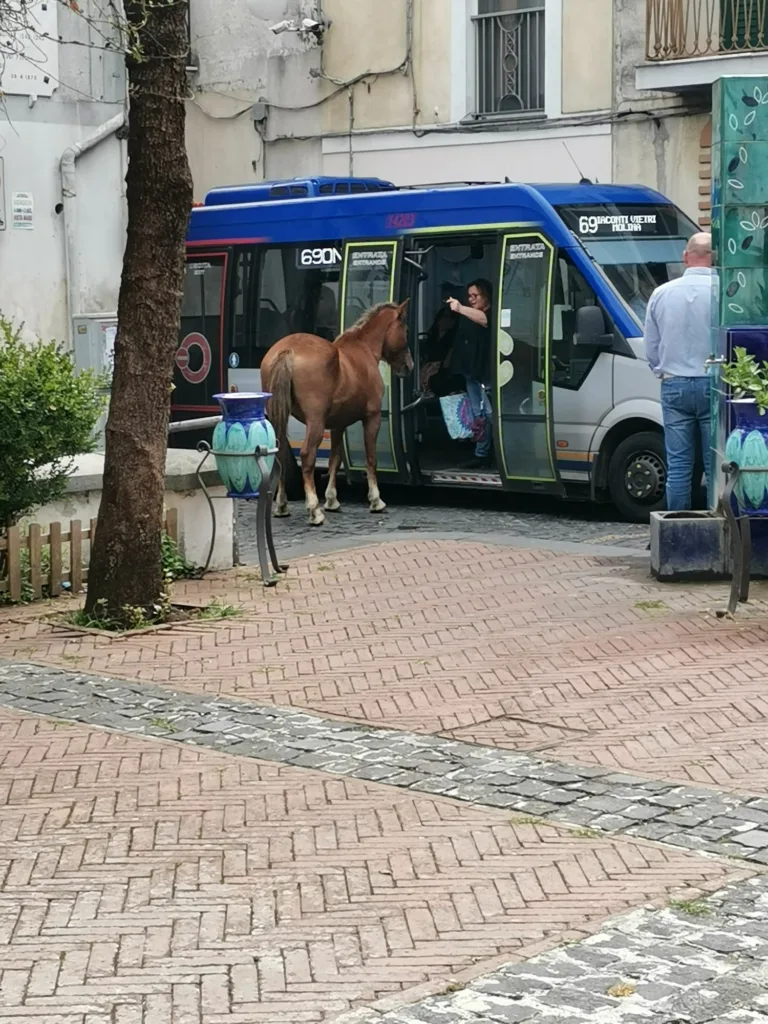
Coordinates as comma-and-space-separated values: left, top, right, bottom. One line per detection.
0, 509, 178, 602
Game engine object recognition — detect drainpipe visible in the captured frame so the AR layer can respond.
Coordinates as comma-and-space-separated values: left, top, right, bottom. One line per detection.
60, 110, 126, 347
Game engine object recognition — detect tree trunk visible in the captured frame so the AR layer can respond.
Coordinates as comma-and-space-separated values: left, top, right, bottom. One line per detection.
85, 0, 193, 622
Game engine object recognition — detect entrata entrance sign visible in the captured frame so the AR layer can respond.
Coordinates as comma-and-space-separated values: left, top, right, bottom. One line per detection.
175, 332, 212, 384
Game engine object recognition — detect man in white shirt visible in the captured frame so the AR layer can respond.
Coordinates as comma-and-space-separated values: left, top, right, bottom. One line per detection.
644, 233, 714, 511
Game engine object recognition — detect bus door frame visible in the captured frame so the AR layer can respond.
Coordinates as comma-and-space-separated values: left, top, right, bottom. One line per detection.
172, 247, 230, 419
339, 238, 412, 487
398, 237, 433, 483
493, 227, 565, 497
399, 226, 506, 483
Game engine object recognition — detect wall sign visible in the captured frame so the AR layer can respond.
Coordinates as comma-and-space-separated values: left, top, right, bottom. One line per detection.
0, 1, 59, 98
175, 332, 212, 384
11, 191, 33, 230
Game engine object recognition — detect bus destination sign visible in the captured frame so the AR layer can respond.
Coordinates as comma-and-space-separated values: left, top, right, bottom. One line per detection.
557, 204, 688, 240
576, 212, 657, 236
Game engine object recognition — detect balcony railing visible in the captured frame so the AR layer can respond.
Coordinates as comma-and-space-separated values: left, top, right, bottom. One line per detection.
472, 7, 545, 115
646, 0, 768, 61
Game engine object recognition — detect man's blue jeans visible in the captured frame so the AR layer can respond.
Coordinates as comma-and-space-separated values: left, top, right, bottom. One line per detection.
466, 379, 491, 458
661, 376, 711, 511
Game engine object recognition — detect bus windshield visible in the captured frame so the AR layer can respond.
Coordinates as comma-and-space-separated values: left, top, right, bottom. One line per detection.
556, 202, 697, 323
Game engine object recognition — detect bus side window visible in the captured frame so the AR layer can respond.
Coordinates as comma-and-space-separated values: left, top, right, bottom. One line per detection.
231, 248, 256, 367
254, 248, 290, 366
552, 255, 606, 390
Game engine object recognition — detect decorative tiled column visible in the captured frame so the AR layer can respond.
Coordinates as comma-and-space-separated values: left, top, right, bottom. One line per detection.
710, 75, 768, 564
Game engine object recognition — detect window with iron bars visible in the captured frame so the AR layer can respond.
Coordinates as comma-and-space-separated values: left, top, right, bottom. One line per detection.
472, 0, 545, 116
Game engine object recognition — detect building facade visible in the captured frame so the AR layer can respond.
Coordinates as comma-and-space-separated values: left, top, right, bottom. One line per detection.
188, 0, 615, 195
617, 0, 768, 227
0, 1, 127, 344
5, 0, 764, 346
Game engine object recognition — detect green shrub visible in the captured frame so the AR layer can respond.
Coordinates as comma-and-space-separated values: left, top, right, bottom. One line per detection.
0, 539, 52, 605
161, 532, 199, 582
0, 317, 107, 530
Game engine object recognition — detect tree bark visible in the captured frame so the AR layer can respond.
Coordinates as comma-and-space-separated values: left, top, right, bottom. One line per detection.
85, 0, 193, 621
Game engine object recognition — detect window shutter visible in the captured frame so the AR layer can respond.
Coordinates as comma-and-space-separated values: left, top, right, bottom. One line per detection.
721, 0, 768, 50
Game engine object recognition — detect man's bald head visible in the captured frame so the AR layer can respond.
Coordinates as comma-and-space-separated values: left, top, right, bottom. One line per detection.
684, 232, 713, 268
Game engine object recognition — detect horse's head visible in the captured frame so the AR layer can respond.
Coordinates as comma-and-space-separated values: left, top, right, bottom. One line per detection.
382, 299, 413, 378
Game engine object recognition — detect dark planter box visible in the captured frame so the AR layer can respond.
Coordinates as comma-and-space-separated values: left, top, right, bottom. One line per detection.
650, 511, 729, 581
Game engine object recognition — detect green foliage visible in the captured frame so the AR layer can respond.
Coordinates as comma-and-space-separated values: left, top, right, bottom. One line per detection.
196, 599, 241, 620
69, 597, 163, 632
0, 317, 107, 529
722, 346, 768, 415
66, 595, 240, 633
0, 539, 51, 605
669, 898, 710, 917
161, 532, 198, 582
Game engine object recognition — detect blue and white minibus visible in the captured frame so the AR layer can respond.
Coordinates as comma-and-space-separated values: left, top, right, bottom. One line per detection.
173, 176, 697, 521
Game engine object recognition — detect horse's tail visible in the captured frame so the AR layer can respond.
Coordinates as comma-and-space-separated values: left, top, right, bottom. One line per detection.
267, 349, 295, 476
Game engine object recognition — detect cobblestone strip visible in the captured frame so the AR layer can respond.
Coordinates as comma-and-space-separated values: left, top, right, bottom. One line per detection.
3, 660, 768, 866
340, 873, 768, 1024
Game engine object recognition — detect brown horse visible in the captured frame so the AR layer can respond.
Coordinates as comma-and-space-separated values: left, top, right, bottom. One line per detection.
261, 300, 412, 526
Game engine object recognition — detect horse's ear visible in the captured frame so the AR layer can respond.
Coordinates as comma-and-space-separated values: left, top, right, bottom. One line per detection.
397, 298, 410, 322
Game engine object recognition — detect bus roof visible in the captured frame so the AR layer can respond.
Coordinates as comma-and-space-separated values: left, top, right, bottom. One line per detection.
187, 178, 676, 248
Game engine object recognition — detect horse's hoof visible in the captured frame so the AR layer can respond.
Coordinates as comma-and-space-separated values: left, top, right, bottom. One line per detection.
273, 507, 290, 518
324, 499, 341, 512
369, 500, 387, 514
308, 509, 326, 527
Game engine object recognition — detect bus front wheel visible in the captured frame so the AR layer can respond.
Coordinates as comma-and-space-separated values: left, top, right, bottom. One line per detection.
608, 432, 667, 523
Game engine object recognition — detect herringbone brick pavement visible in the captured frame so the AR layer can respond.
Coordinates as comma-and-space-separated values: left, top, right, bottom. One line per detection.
3, 540, 768, 791
0, 707, 745, 1023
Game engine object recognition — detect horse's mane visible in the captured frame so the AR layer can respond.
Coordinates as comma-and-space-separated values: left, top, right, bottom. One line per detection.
350, 302, 399, 331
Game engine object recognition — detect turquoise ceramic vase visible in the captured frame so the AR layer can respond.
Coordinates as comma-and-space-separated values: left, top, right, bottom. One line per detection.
212, 392, 276, 499
725, 399, 768, 512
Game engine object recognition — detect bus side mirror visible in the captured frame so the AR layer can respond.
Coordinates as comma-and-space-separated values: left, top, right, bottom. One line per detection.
575, 305, 613, 349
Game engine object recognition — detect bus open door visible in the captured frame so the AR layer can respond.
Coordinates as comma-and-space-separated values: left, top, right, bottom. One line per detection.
492, 230, 565, 498
339, 239, 412, 487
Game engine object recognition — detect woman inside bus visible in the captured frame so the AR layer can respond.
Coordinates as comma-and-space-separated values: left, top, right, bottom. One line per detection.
447, 279, 493, 469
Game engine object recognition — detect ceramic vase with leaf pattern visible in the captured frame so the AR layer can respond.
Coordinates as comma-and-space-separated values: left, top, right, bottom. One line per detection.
212, 393, 275, 499
725, 399, 768, 512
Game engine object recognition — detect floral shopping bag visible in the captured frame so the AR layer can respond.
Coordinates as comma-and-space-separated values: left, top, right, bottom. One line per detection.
439, 393, 474, 441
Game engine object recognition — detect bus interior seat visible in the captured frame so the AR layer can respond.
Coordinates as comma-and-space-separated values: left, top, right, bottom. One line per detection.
257, 306, 289, 348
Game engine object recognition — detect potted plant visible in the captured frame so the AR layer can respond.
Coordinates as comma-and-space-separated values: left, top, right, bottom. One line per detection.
722, 346, 768, 510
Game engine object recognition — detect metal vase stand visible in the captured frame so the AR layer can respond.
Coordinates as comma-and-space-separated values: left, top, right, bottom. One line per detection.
195, 441, 288, 588
717, 460, 767, 617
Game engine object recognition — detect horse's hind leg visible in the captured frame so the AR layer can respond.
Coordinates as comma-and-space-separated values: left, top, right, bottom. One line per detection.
363, 412, 387, 513
324, 429, 344, 512
273, 438, 291, 517
301, 419, 326, 526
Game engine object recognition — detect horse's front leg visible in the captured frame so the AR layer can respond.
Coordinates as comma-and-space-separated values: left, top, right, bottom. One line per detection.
324, 429, 344, 512
301, 419, 326, 526
363, 412, 386, 513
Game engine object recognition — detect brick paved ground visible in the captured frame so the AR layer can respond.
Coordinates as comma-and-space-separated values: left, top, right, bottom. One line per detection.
238, 486, 651, 560
5, 532, 768, 1020
0, 705, 745, 1024
352, 874, 768, 1024
2, 541, 768, 792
